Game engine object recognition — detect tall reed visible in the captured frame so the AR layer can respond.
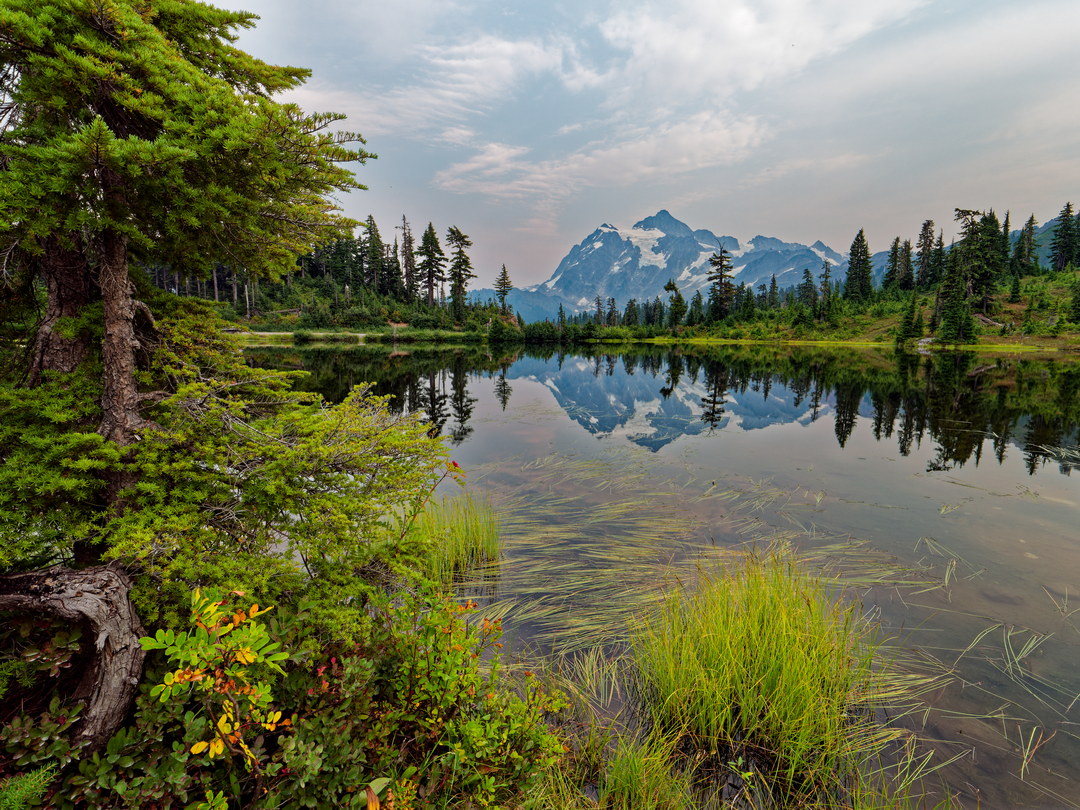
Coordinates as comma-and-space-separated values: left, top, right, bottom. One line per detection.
410, 492, 501, 583
630, 548, 900, 803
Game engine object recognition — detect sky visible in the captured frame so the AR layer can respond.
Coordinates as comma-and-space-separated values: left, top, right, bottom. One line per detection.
234, 0, 1080, 288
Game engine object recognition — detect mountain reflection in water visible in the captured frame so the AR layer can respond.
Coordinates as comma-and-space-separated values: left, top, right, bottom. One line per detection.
249, 344, 1080, 476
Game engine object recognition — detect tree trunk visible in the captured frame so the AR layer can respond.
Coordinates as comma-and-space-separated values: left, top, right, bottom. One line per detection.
28, 237, 98, 386
96, 229, 148, 448
0, 565, 146, 751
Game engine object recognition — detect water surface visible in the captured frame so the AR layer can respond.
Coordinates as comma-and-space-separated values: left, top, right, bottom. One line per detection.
251, 343, 1080, 808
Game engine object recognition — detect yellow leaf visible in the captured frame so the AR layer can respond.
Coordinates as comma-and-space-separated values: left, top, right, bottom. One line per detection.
235, 647, 256, 665
190, 740, 209, 755
209, 738, 225, 758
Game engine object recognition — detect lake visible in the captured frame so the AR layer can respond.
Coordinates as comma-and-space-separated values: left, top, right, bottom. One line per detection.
250, 342, 1080, 808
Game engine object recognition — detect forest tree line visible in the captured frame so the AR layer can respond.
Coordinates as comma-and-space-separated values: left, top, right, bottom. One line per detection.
147, 202, 1080, 347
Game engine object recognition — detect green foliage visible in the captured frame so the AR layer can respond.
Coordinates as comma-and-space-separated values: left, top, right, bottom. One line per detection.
0, 0, 367, 281
140, 589, 290, 768
272, 591, 566, 807
0, 765, 56, 810
0, 369, 116, 568
10, 592, 564, 808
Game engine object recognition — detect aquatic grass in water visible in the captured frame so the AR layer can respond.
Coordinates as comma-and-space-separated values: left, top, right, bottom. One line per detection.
629, 548, 906, 802
409, 492, 501, 583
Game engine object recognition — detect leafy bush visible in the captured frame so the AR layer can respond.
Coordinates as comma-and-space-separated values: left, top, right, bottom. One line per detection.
6, 591, 564, 808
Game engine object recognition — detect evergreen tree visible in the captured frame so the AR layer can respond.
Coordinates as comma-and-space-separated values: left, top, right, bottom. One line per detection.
706, 248, 735, 321
767, 275, 780, 310
606, 297, 620, 326
399, 216, 418, 302
895, 293, 918, 347
916, 219, 937, 288
1012, 214, 1039, 276
1050, 202, 1076, 271
0, 0, 372, 749
1009, 273, 1022, 303
883, 237, 902, 290
818, 261, 833, 321
623, 298, 639, 326
937, 245, 975, 343
664, 280, 687, 327
844, 229, 873, 302
493, 264, 513, 313
687, 290, 705, 325
445, 226, 475, 323
897, 239, 914, 291
384, 238, 404, 299
1000, 211, 1012, 273
363, 215, 385, 291
557, 303, 568, 330
797, 268, 818, 310
931, 231, 947, 286
416, 223, 447, 306
738, 283, 757, 318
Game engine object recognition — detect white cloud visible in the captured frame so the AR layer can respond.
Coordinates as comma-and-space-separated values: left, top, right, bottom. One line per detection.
320, 35, 571, 136
595, 0, 927, 111
434, 110, 768, 230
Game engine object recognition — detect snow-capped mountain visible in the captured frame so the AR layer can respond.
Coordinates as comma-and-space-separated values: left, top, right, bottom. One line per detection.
486, 210, 846, 321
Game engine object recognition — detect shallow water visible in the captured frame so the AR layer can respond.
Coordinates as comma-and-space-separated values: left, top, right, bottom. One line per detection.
251, 343, 1080, 808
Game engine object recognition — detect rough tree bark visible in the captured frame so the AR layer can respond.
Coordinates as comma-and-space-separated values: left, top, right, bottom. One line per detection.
27, 237, 99, 387
0, 565, 146, 751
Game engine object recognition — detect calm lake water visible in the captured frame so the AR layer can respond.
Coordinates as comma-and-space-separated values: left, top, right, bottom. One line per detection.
251, 343, 1080, 808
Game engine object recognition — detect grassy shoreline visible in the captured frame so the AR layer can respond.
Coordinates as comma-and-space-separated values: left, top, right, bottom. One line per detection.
233, 326, 1076, 355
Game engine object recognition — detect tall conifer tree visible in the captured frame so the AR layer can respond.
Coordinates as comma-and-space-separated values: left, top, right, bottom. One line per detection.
416, 223, 447, 306
445, 226, 475, 323
1050, 202, 1076, 271
844, 229, 873, 302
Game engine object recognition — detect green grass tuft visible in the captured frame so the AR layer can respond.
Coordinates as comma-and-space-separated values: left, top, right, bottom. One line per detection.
630, 548, 903, 803
410, 492, 501, 583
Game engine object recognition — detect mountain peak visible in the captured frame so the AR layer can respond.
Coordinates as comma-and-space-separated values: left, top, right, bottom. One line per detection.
632, 210, 694, 238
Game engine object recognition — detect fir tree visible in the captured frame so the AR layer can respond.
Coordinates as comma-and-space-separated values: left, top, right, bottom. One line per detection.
1012, 214, 1039, 276
898, 239, 914, 291
937, 246, 975, 343
1050, 202, 1076, 271
883, 237, 902, 290
767, 275, 780, 310
399, 216, 418, 303
687, 290, 705, 325
895, 293, 918, 347
706, 248, 735, 321
1009, 272, 1022, 303
623, 299, 639, 326
416, 223, 447, 306
493, 264, 513, 313
664, 280, 687, 327
916, 219, 937, 288
818, 261, 833, 322
445, 226, 475, 323
606, 297, 620, 326
797, 268, 818, 309
844, 229, 873, 302
363, 215, 385, 291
